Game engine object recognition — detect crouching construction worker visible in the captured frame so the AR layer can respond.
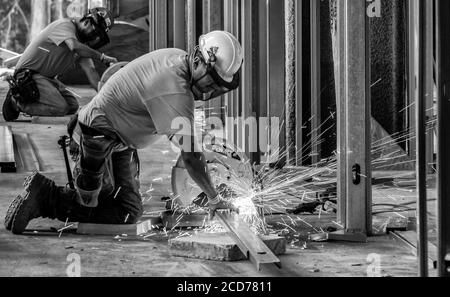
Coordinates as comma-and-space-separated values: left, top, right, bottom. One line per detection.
2, 7, 118, 122
5, 31, 243, 234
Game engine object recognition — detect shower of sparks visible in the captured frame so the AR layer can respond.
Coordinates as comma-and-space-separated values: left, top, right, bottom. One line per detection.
142, 102, 433, 240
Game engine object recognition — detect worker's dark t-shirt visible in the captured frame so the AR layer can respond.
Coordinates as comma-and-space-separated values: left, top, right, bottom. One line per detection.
16, 18, 78, 78
78, 49, 195, 149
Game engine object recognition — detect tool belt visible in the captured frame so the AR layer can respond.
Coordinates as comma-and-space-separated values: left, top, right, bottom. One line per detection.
78, 122, 121, 142
6, 69, 40, 104
67, 115, 122, 160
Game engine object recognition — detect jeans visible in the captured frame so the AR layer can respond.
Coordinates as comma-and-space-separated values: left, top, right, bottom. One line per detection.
17, 74, 79, 117
46, 129, 143, 224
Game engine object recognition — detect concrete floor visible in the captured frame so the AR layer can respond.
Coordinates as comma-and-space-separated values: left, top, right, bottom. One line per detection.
0, 81, 434, 277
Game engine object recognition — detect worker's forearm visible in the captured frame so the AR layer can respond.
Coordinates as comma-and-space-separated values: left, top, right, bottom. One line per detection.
73, 43, 102, 61
181, 151, 218, 200
85, 70, 100, 92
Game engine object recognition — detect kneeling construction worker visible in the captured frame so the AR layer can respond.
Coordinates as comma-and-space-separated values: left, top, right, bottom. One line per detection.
2, 7, 118, 122
5, 31, 243, 234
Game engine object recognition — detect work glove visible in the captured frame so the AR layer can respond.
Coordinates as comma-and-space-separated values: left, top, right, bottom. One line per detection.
100, 53, 118, 66
208, 194, 240, 220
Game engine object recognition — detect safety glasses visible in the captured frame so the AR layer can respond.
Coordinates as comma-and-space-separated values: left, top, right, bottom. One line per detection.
190, 48, 240, 101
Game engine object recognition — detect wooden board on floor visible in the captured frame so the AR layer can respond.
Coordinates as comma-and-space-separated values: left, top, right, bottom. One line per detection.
76, 218, 161, 236
161, 212, 208, 229
216, 213, 282, 271
384, 217, 409, 233
0, 125, 16, 173
169, 232, 286, 262
13, 133, 40, 172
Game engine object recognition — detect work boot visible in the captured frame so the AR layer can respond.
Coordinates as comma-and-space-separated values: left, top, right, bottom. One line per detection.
2, 90, 20, 122
6, 172, 53, 234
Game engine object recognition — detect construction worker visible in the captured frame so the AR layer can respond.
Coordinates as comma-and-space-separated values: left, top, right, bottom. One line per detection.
5, 31, 243, 234
2, 7, 117, 122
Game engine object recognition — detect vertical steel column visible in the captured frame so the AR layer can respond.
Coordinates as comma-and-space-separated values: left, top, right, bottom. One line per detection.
149, 0, 168, 51
258, 0, 269, 162
202, 0, 212, 119
241, 0, 255, 159
173, 0, 185, 50
187, 0, 196, 54
435, 0, 450, 278
336, 0, 346, 224
157, 0, 168, 49
424, 0, 434, 173
202, 0, 224, 122
333, 0, 371, 242
407, 0, 418, 157
310, 0, 321, 165
223, 0, 239, 149
224, 0, 233, 121
267, 0, 285, 165
416, 0, 428, 277
149, 0, 156, 51
285, 0, 296, 166
295, 0, 303, 166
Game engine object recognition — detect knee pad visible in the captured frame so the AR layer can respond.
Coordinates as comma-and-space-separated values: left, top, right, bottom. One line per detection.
74, 171, 103, 208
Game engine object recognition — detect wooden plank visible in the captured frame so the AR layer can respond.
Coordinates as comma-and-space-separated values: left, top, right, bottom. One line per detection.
384, 217, 409, 233
0, 47, 20, 60
161, 212, 208, 229
0, 125, 16, 173
13, 133, 40, 172
76, 218, 160, 236
169, 232, 286, 262
216, 212, 281, 271
3, 55, 21, 68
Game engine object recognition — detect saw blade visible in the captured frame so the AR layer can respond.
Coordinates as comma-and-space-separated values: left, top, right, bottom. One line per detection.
171, 146, 253, 208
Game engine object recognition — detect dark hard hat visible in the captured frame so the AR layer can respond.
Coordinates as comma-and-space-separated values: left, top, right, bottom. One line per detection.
85, 7, 114, 32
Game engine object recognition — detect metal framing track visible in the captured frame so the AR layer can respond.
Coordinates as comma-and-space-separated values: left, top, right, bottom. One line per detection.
217, 213, 281, 271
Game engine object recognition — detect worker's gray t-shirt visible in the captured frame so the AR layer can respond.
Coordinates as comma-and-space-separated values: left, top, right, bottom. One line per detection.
78, 49, 194, 149
16, 18, 78, 78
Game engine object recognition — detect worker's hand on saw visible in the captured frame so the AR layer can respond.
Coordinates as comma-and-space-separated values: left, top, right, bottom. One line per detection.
100, 53, 118, 66
208, 195, 239, 220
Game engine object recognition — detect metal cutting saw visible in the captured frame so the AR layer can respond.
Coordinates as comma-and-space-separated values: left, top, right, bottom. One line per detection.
171, 142, 255, 208
100, 63, 255, 208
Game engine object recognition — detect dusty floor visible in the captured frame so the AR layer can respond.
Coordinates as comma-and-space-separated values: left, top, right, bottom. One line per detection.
0, 81, 436, 277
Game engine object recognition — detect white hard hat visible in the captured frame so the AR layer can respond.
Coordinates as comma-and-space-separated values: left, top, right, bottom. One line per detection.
198, 31, 243, 82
